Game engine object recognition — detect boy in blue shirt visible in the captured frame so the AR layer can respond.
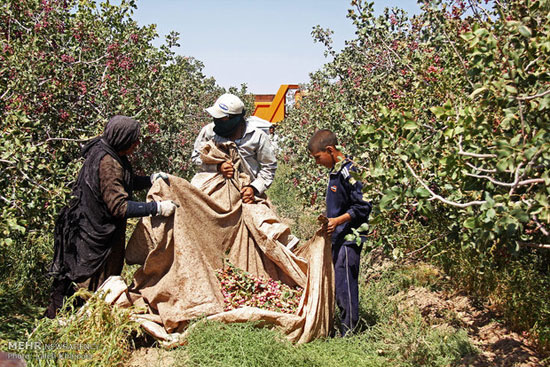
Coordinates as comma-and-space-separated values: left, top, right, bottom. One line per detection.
308, 129, 372, 336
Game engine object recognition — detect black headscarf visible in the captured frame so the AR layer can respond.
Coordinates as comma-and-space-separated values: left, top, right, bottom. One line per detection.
49, 116, 141, 282
81, 115, 140, 156
102, 115, 140, 152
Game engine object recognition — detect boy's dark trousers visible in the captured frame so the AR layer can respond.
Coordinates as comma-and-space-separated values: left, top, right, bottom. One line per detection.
332, 242, 362, 336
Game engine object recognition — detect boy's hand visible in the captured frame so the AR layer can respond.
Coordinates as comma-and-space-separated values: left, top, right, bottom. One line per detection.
218, 161, 234, 178
240, 186, 255, 204
326, 218, 339, 235
326, 213, 352, 235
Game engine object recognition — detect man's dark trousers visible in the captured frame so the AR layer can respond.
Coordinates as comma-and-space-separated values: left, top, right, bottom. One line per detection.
332, 242, 362, 336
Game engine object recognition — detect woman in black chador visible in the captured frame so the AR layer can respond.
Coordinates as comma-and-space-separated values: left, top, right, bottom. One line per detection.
45, 115, 176, 318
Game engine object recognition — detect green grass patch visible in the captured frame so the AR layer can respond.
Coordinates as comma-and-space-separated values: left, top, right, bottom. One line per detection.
10, 289, 143, 367
181, 321, 313, 367
177, 263, 476, 367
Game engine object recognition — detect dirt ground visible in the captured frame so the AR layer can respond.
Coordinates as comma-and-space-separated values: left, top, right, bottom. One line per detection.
125, 347, 178, 367
399, 286, 546, 367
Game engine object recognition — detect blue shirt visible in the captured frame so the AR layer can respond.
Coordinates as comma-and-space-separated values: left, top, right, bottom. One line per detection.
326, 158, 372, 246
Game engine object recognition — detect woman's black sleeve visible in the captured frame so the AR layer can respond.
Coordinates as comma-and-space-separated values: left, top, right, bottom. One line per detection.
133, 175, 153, 191
125, 201, 157, 218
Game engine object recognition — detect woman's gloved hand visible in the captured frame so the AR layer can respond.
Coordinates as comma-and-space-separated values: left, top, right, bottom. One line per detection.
150, 172, 169, 183
156, 200, 178, 216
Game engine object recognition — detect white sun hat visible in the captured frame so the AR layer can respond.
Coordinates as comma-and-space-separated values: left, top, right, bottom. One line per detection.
205, 93, 245, 118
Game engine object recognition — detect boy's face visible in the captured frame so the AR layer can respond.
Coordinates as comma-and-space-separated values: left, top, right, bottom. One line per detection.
310, 147, 335, 169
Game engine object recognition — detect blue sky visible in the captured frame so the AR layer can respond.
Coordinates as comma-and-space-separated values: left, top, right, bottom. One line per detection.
132, 1, 421, 94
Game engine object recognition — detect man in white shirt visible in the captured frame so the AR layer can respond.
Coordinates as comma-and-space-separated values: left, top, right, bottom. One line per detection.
192, 93, 277, 203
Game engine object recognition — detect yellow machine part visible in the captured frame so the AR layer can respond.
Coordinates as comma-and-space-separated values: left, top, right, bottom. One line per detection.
253, 84, 300, 123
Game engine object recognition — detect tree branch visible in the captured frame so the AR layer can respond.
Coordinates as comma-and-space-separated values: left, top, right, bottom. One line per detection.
405, 234, 446, 257
467, 0, 492, 20
0, 195, 12, 205
11, 17, 31, 33
518, 242, 550, 250
101, 64, 109, 82
0, 86, 11, 100
0, 194, 23, 212
76, 55, 107, 65
45, 137, 88, 143
404, 159, 487, 208
458, 136, 497, 159
465, 172, 545, 187
464, 159, 545, 189
441, 27, 476, 90
524, 58, 538, 73
379, 38, 414, 73
132, 108, 146, 119
518, 100, 526, 145
511, 146, 546, 195
532, 215, 549, 237
465, 161, 498, 173
517, 89, 550, 101
19, 168, 48, 192
465, 172, 512, 187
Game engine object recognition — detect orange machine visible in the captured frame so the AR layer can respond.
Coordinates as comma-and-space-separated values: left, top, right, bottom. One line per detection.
253, 84, 300, 123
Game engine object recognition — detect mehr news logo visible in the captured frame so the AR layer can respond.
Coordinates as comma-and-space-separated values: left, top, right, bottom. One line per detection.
4, 341, 98, 361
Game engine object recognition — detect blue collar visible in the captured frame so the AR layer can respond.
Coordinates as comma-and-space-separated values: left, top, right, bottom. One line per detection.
329, 156, 351, 176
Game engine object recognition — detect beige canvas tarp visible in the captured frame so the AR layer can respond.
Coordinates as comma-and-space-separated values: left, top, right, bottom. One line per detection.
119, 141, 334, 345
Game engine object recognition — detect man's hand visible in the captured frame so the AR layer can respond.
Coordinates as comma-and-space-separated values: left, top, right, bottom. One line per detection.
240, 186, 255, 204
218, 161, 234, 178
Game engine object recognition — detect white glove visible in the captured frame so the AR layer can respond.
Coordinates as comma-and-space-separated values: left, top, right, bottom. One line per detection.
150, 171, 169, 184
156, 200, 177, 217
286, 235, 300, 251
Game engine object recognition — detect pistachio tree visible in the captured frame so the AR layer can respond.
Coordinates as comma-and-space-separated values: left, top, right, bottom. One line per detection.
0, 0, 229, 303
280, 0, 549, 253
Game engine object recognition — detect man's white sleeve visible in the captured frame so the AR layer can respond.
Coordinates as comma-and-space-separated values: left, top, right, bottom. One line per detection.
250, 133, 277, 195
191, 126, 218, 172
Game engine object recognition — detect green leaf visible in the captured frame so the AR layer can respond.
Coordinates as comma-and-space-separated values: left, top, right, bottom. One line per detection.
518, 25, 532, 37
496, 159, 510, 172
504, 85, 518, 94
511, 209, 529, 223
414, 187, 431, 198
359, 124, 376, 135
459, 32, 475, 41
524, 146, 538, 160
474, 28, 489, 37
469, 87, 486, 98
430, 106, 446, 118
402, 121, 418, 130
379, 194, 395, 209
392, 248, 403, 259
463, 217, 476, 229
